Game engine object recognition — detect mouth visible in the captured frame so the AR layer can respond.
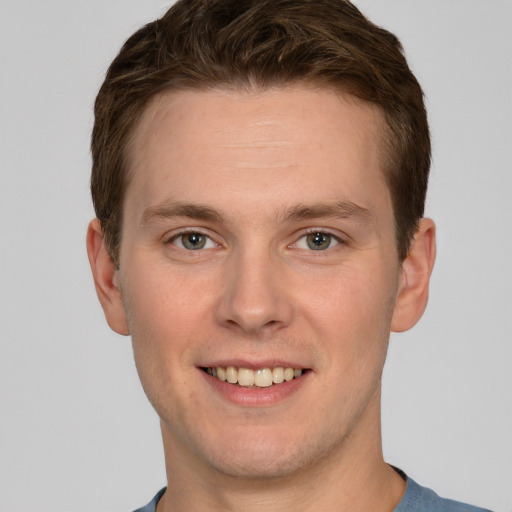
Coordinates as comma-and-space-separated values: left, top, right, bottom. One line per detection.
201, 366, 306, 388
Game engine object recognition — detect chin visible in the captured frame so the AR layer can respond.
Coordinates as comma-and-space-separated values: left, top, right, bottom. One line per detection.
208, 451, 306, 481
198, 427, 330, 481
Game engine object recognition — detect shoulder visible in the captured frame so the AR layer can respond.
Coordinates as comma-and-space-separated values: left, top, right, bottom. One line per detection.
394, 476, 492, 512
132, 488, 166, 512
132, 479, 492, 512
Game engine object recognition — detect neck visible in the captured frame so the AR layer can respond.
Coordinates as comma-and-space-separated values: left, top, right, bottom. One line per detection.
157, 401, 405, 512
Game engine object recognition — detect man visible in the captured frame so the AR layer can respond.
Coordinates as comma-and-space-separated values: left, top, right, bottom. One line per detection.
86, 1, 491, 511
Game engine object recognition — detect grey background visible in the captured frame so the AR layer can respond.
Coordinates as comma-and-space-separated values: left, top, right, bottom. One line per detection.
0, 1, 511, 511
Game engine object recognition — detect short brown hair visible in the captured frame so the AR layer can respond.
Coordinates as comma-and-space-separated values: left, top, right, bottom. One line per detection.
91, 0, 430, 266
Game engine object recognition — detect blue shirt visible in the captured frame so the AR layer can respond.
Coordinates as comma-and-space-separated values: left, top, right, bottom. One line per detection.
133, 476, 492, 512
394, 477, 491, 511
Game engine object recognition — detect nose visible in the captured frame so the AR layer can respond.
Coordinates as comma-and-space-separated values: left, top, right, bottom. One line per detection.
215, 247, 293, 335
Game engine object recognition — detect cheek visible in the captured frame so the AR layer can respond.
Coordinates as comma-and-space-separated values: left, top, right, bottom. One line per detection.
304, 261, 396, 324
124, 261, 214, 331
300, 263, 396, 364
123, 271, 209, 421
121, 266, 215, 382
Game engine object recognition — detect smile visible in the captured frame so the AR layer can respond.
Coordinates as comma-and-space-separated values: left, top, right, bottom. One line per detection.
202, 366, 304, 388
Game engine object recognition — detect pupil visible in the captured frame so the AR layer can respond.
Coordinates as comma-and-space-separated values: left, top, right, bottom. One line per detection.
183, 233, 205, 249
307, 232, 330, 250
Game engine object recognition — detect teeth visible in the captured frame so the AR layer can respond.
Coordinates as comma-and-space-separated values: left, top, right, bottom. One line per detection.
254, 368, 273, 387
272, 367, 285, 384
226, 366, 237, 384
206, 366, 305, 387
238, 368, 255, 387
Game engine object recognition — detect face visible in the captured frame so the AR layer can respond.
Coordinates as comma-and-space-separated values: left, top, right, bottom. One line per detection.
104, 87, 411, 479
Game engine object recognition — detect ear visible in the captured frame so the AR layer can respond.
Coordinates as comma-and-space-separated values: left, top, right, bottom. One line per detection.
391, 218, 436, 332
86, 218, 130, 335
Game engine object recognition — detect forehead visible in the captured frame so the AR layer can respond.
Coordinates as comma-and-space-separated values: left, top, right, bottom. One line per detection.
125, 86, 390, 223
131, 86, 386, 161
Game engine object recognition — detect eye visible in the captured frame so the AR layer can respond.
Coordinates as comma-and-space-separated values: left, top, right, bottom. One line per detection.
295, 232, 340, 251
171, 232, 216, 250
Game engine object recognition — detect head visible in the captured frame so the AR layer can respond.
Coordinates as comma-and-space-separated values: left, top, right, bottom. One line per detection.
87, 0, 436, 487
91, 0, 430, 268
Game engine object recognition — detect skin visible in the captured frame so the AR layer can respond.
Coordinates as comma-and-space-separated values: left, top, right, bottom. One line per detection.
87, 86, 436, 512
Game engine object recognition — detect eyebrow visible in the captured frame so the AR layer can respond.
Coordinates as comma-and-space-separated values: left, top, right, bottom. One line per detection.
280, 201, 373, 223
140, 199, 373, 227
140, 201, 223, 226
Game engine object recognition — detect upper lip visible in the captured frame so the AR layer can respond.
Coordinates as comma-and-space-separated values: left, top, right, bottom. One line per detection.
199, 359, 307, 370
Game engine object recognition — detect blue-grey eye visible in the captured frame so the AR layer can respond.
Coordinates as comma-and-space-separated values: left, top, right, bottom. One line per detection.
307, 232, 331, 250
174, 232, 213, 250
295, 232, 339, 251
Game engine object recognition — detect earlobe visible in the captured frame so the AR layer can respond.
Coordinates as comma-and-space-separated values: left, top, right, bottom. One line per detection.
391, 218, 436, 333
86, 219, 130, 336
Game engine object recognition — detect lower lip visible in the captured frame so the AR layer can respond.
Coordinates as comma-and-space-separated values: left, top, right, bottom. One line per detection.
200, 369, 310, 407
